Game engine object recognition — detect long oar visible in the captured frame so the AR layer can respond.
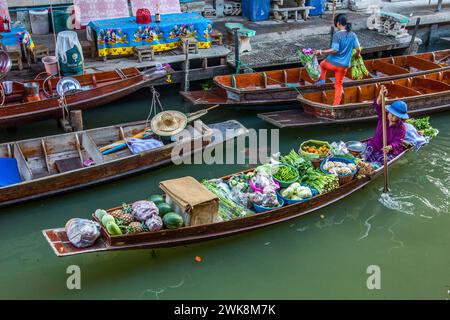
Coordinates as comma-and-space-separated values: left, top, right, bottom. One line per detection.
381, 89, 389, 193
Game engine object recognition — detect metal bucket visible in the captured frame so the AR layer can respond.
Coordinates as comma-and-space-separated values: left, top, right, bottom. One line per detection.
24, 82, 40, 97
2, 81, 13, 95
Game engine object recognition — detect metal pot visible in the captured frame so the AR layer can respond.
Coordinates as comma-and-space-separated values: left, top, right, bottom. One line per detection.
0, 50, 12, 79
23, 82, 40, 97
2, 81, 13, 95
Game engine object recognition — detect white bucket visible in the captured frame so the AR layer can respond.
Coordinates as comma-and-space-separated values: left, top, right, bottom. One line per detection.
30, 10, 50, 35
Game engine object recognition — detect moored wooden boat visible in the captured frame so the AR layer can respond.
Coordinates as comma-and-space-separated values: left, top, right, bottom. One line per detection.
0, 66, 172, 127
181, 49, 450, 107
43, 145, 412, 257
259, 70, 450, 128
0, 119, 247, 207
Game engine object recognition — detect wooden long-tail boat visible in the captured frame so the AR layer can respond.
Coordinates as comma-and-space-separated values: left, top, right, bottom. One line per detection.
259, 70, 450, 128
0, 66, 172, 127
0, 119, 247, 207
43, 144, 412, 257
180, 49, 450, 107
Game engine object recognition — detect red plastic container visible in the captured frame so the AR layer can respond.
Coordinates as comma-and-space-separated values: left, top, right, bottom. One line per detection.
136, 8, 152, 24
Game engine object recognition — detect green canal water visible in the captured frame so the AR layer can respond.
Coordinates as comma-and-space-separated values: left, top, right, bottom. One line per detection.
1, 54, 450, 299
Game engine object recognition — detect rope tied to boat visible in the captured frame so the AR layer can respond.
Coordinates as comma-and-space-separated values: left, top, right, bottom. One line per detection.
145, 86, 164, 129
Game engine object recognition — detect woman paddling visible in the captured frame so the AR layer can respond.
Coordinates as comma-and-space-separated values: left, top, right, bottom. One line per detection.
314, 13, 361, 106
365, 85, 409, 164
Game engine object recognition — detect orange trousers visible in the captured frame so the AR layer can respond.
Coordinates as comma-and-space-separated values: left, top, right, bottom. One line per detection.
319, 60, 348, 106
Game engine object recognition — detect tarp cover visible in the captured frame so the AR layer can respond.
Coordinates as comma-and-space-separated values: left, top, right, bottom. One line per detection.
0, 158, 22, 187
56, 30, 83, 64
73, 0, 130, 26
130, 0, 181, 16
0, 0, 10, 20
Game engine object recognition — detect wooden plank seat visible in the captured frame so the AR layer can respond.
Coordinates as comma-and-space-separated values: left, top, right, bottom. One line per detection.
211, 29, 223, 46
225, 23, 256, 53
80, 40, 96, 59
182, 37, 199, 54
134, 45, 155, 62
29, 44, 49, 64
5, 45, 23, 71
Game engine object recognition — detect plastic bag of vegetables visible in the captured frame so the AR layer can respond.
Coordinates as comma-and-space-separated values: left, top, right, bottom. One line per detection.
65, 218, 101, 248
297, 48, 321, 81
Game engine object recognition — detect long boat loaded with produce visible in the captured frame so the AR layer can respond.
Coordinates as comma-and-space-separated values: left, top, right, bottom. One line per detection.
43, 118, 438, 257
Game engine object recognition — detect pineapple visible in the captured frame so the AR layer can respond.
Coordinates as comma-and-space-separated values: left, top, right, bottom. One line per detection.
126, 222, 145, 235
110, 209, 134, 225
122, 203, 133, 215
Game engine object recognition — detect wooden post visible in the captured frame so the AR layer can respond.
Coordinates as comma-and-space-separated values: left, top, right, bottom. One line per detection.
329, 26, 334, 48
381, 89, 389, 193
182, 47, 190, 92
407, 17, 421, 55
436, 0, 443, 12
70, 110, 83, 132
233, 28, 240, 74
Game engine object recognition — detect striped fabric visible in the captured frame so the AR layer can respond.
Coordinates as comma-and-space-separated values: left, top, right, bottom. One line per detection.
127, 138, 164, 154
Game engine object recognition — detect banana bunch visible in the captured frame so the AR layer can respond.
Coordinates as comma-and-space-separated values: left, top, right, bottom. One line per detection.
351, 49, 369, 80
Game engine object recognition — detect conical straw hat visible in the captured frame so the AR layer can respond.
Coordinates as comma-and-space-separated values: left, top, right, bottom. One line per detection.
151, 110, 188, 137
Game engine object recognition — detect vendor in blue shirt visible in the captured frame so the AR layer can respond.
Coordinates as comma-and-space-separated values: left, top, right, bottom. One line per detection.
314, 14, 362, 106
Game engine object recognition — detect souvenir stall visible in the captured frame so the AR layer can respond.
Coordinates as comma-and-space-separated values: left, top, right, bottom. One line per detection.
88, 13, 213, 57
0, 24, 34, 50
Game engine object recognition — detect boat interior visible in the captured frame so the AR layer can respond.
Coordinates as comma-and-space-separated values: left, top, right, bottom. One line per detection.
215, 50, 450, 91
301, 70, 450, 106
1, 68, 141, 106
0, 121, 205, 186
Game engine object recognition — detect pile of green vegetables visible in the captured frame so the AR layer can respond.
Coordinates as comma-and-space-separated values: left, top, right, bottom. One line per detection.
406, 117, 439, 138
202, 180, 254, 221
280, 149, 313, 176
300, 168, 339, 194
351, 48, 369, 80
272, 165, 298, 182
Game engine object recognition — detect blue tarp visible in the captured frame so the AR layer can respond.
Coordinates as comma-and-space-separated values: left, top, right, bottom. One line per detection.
0, 158, 22, 187
0, 26, 34, 48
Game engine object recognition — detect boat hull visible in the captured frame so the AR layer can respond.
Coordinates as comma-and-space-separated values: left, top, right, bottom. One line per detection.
0, 68, 171, 127
43, 147, 410, 257
182, 50, 450, 107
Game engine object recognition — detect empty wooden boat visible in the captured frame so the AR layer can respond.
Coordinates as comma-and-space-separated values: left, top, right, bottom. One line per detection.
43, 144, 412, 257
259, 70, 450, 128
0, 119, 247, 207
180, 49, 450, 107
0, 66, 172, 127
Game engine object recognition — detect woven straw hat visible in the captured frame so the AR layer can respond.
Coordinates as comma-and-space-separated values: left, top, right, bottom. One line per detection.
151, 110, 188, 137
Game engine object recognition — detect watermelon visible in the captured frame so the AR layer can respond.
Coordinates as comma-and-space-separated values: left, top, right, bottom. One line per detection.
163, 212, 184, 229
101, 214, 115, 227
156, 202, 172, 217
148, 194, 165, 205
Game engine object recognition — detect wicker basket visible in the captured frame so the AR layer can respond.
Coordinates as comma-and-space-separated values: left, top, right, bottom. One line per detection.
337, 173, 355, 185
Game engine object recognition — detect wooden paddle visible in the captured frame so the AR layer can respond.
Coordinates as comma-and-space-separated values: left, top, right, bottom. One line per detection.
381, 87, 389, 193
